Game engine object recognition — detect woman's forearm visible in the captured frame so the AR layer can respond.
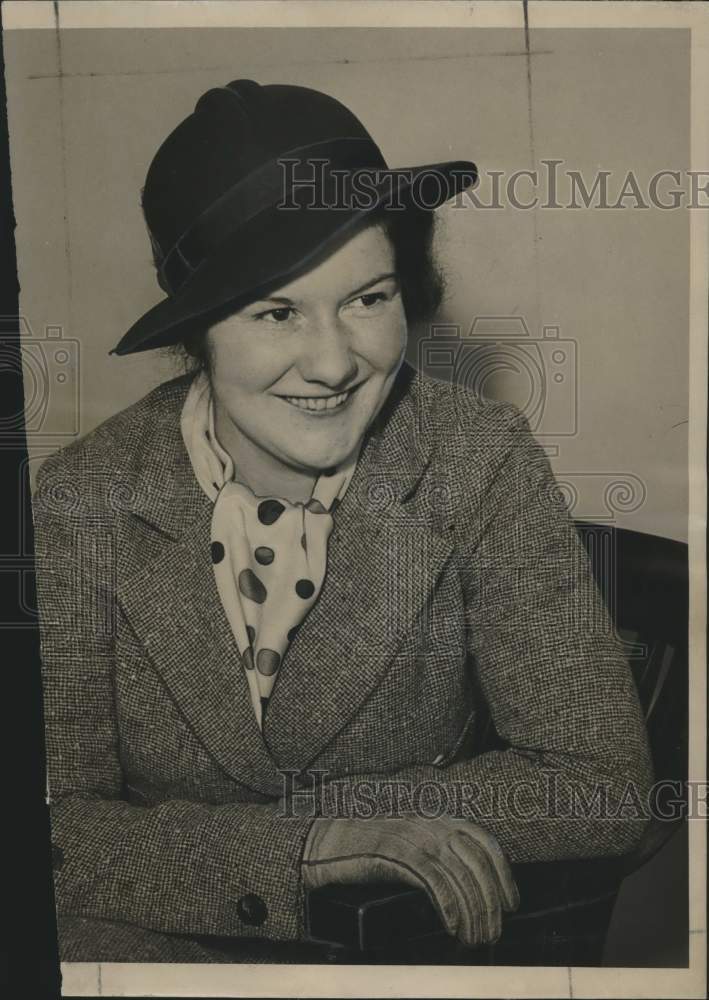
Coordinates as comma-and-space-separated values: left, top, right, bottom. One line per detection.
50, 792, 315, 941
300, 743, 653, 864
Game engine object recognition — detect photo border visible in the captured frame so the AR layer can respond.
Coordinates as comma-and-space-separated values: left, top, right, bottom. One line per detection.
3, 2, 706, 998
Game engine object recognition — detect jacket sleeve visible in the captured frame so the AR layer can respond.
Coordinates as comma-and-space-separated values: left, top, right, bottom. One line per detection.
32, 459, 315, 942
310, 407, 654, 863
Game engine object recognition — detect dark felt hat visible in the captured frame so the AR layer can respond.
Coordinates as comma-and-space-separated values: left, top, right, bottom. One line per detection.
111, 79, 477, 356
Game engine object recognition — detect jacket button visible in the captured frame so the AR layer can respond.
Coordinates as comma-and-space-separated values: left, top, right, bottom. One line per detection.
236, 893, 268, 927
52, 845, 64, 870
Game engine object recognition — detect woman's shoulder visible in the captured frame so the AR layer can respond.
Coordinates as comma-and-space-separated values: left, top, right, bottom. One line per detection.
407, 371, 556, 531
410, 367, 534, 463
414, 368, 523, 423
404, 366, 553, 509
33, 372, 194, 504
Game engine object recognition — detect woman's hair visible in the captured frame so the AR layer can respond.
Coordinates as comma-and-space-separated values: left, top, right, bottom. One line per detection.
161, 205, 444, 375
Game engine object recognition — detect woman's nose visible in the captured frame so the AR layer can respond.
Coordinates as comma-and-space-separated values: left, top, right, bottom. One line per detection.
297, 317, 358, 388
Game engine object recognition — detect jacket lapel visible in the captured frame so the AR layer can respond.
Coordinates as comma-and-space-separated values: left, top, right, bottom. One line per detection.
263, 364, 456, 771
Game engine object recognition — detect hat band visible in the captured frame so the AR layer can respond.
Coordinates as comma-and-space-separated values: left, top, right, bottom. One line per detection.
156, 136, 388, 295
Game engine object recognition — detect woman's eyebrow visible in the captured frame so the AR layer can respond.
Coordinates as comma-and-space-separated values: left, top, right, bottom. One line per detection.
250, 295, 295, 307
346, 271, 398, 298
250, 272, 398, 308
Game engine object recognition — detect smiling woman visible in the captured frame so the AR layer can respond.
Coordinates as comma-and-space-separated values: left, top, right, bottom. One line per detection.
31, 78, 653, 964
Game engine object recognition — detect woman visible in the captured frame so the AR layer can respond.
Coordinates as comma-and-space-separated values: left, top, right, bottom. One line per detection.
32, 79, 653, 963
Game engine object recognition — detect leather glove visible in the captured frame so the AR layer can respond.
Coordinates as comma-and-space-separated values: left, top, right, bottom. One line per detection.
301, 815, 519, 948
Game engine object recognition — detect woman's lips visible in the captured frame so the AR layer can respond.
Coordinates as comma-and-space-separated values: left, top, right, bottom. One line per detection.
278, 382, 362, 415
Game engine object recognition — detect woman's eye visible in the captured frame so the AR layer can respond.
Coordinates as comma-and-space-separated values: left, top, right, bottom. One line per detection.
353, 291, 388, 308
256, 306, 294, 323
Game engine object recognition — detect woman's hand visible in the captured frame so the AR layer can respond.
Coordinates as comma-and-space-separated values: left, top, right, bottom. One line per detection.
301, 815, 519, 949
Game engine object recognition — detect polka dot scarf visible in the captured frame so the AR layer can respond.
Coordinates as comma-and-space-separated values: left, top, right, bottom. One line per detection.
180, 373, 360, 731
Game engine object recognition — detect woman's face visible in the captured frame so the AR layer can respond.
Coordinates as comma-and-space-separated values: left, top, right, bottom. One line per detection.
206, 223, 407, 481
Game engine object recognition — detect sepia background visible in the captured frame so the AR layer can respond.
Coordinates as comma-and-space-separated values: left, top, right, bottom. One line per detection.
3, 25, 690, 965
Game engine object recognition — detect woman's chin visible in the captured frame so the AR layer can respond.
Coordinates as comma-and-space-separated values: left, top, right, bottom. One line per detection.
278, 421, 369, 472
280, 435, 362, 475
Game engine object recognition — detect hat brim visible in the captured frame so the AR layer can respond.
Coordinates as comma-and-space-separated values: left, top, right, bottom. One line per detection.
111, 159, 477, 356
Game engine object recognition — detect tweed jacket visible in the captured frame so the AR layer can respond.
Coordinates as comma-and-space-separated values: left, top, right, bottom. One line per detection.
32, 360, 653, 961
